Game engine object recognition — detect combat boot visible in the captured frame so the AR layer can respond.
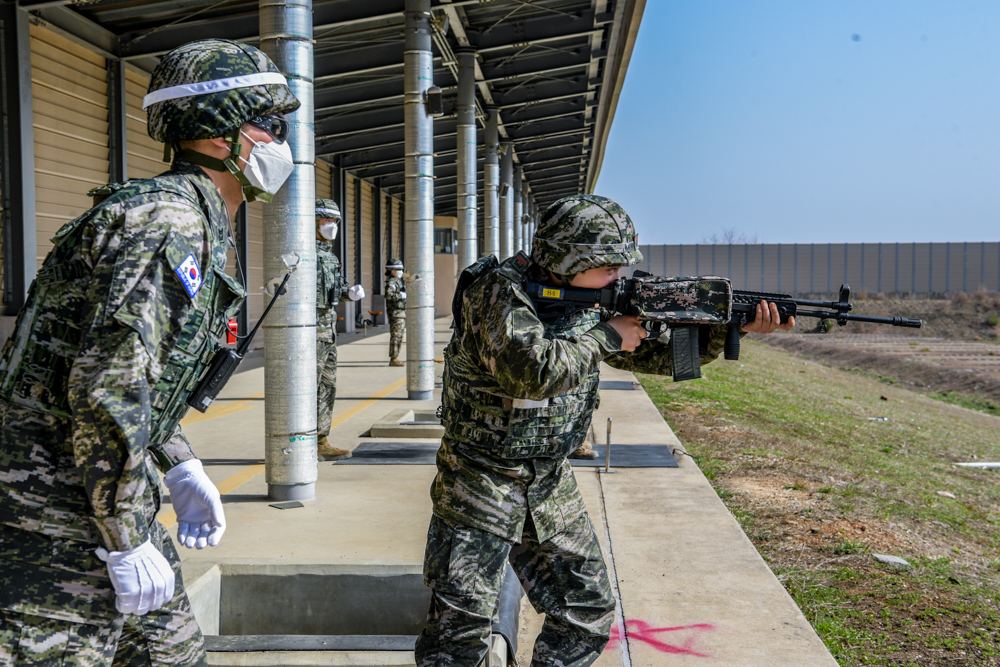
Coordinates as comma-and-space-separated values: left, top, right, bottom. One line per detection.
389, 358, 405, 367
317, 435, 352, 461
570, 434, 599, 459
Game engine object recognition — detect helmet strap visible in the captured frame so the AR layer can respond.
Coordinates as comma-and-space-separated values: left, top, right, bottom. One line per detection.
175, 128, 273, 204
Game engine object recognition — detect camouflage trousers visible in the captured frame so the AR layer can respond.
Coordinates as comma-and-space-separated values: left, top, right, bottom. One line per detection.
0, 522, 206, 667
414, 511, 615, 667
317, 340, 338, 437
388, 316, 405, 360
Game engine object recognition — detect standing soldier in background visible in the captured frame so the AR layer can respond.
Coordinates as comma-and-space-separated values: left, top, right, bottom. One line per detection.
385, 258, 407, 367
315, 199, 365, 461
0, 39, 299, 666
414, 195, 794, 666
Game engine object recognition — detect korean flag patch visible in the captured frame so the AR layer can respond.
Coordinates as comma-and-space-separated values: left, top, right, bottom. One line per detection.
174, 253, 203, 298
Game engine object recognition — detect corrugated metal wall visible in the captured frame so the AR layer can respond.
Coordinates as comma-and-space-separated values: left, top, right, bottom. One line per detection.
345, 174, 356, 286
124, 68, 165, 179
244, 202, 265, 325
360, 181, 374, 305
30, 25, 109, 267
635, 242, 1000, 295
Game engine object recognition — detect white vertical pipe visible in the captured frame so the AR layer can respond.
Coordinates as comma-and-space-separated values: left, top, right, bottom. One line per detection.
499, 142, 513, 260
404, 0, 435, 400
483, 107, 500, 259
261, 0, 316, 500
456, 49, 477, 273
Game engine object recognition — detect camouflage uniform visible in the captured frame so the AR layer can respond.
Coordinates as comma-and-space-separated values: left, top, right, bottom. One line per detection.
0, 39, 297, 667
385, 260, 406, 362
415, 196, 733, 667
316, 239, 349, 438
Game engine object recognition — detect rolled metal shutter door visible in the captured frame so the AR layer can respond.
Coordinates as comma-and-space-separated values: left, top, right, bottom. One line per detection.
30, 24, 108, 268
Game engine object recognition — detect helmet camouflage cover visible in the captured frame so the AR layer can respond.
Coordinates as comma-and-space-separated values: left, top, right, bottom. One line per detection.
316, 198, 342, 225
386, 258, 404, 270
145, 39, 300, 142
530, 194, 643, 275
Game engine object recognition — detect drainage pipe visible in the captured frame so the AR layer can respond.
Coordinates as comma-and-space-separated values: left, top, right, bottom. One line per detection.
404, 0, 435, 400
260, 0, 316, 500
456, 48, 477, 272
499, 141, 514, 259
483, 107, 500, 259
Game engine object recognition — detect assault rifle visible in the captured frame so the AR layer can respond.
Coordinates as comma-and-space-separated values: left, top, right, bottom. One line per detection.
524, 271, 922, 382
187, 273, 290, 412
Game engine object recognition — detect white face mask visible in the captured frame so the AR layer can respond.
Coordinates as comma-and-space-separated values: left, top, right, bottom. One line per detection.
240, 131, 294, 197
319, 221, 338, 240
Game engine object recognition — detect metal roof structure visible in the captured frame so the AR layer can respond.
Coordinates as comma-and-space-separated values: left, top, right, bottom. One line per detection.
23, 0, 644, 216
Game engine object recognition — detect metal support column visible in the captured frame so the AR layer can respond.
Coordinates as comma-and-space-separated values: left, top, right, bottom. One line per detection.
520, 179, 529, 254
0, 5, 36, 313
499, 142, 513, 259
513, 167, 523, 254
354, 177, 364, 327
404, 0, 435, 400
373, 180, 383, 296
483, 107, 500, 258
107, 59, 128, 184
456, 48, 477, 272
235, 203, 250, 337
260, 0, 317, 500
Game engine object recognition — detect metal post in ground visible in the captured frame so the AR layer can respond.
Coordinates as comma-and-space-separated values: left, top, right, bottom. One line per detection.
260, 0, 317, 500
403, 0, 435, 400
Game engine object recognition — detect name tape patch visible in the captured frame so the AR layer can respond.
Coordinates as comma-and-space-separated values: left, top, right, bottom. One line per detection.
174, 253, 203, 298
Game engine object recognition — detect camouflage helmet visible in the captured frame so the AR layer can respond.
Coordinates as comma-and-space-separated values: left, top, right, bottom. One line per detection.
531, 195, 643, 275
316, 198, 342, 225
386, 258, 404, 270
144, 39, 299, 142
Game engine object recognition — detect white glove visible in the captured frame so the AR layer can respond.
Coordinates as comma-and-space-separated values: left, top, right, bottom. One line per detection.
400, 292, 407, 300
163, 459, 225, 549
96, 539, 175, 615
348, 284, 365, 301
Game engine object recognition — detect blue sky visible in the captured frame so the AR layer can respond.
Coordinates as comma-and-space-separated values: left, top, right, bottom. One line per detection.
595, 1, 1000, 245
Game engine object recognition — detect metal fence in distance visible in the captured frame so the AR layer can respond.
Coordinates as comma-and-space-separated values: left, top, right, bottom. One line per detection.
630, 242, 1000, 296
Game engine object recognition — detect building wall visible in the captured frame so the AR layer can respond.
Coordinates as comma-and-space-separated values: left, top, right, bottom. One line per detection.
124, 68, 165, 179
31, 25, 109, 267
633, 242, 1000, 295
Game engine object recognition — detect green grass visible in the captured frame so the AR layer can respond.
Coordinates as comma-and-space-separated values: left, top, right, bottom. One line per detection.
637, 340, 1000, 666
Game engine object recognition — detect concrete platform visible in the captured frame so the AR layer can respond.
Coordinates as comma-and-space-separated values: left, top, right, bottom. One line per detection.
167, 318, 837, 666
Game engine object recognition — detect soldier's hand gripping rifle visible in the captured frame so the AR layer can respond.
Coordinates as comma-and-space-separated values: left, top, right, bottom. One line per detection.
525, 271, 922, 382
187, 273, 291, 412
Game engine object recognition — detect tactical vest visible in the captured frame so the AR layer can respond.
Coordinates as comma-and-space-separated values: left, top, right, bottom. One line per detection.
0, 174, 244, 461
439, 253, 601, 460
316, 242, 344, 343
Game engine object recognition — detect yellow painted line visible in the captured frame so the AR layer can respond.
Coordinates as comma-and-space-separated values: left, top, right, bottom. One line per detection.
159, 377, 406, 528
434, 355, 444, 363
328, 376, 407, 430
180, 391, 265, 426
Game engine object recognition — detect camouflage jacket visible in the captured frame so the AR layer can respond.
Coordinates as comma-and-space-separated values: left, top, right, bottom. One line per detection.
0, 161, 237, 623
317, 240, 348, 343
385, 275, 405, 318
431, 254, 732, 543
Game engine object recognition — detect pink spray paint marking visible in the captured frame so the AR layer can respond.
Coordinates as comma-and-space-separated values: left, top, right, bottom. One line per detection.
605, 620, 716, 657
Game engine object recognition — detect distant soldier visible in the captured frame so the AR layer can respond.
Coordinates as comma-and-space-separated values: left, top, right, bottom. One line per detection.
415, 195, 795, 667
0, 39, 299, 666
315, 199, 365, 461
385, 258, 407, 367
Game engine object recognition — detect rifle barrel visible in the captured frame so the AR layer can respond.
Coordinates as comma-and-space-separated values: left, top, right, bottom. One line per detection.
795, 308, 922, 328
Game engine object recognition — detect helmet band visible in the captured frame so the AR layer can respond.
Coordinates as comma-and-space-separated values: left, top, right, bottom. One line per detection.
532, 237, 637, 256
143, 72, 288, 110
